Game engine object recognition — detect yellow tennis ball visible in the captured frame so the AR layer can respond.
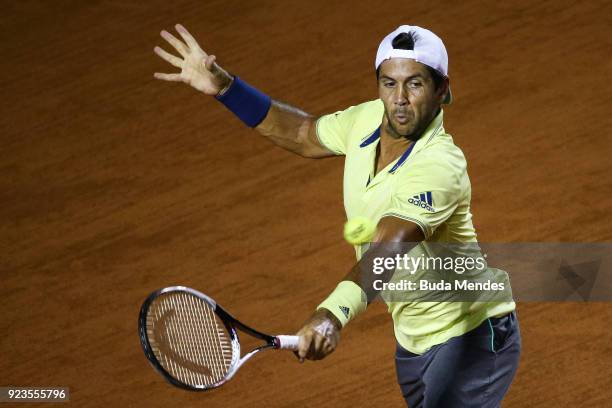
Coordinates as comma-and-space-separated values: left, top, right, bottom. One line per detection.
343, 216, 376, 244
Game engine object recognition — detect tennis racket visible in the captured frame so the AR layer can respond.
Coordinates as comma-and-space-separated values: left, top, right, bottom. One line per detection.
138, 286, 300, 391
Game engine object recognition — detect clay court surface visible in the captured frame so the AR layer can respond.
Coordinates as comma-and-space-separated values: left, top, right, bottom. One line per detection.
2, 1, 611, 406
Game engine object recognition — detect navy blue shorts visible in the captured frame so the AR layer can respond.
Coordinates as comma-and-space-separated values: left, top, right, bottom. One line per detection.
395, 311, 521, 407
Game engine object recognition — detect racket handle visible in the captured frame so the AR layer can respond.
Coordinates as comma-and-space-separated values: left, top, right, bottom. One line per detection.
274, 335, 300, 350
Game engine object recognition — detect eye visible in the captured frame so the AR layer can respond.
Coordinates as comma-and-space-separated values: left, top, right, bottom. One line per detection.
408, 81, 422, 89
383, 81, 395, 88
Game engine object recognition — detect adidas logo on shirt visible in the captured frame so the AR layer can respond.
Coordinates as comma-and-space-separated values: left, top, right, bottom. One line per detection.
339, 306, 350, 318
408, 192, 435, 212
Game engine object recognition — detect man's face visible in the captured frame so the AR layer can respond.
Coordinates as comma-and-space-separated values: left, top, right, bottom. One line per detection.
377, 58, 446, 140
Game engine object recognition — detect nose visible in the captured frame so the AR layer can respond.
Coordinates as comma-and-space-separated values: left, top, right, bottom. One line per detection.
393, 85, 408, 106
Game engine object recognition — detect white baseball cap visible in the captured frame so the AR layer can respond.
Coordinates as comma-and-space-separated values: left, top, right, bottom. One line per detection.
375, 25, 452, 104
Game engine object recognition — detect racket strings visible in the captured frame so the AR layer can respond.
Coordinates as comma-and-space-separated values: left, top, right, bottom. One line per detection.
146, 292, 234, 387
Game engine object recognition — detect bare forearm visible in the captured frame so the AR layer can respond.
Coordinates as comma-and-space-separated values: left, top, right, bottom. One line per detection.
217, 77, 330, 158
344, 217, 423, 302
345, 241, 416, 304
255, 101, 315, 156
256, 100, 332, 158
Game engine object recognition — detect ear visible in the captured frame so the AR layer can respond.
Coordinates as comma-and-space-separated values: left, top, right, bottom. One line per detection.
437, 78, 450, 104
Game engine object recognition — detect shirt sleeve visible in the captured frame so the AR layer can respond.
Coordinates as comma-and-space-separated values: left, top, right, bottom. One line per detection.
315, 104, 360, 155
383, 158, 464, 239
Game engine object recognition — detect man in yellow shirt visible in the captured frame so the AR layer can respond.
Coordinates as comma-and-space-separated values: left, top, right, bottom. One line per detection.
154, 23, 520, 407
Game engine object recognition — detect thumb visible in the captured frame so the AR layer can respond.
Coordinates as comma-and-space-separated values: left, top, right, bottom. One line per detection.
298, 332, 312, 363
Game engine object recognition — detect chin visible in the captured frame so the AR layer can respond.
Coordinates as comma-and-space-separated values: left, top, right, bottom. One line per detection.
392, 124, 415, 138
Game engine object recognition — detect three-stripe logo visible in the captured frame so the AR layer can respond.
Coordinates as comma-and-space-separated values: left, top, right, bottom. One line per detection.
408, 192, 435, 212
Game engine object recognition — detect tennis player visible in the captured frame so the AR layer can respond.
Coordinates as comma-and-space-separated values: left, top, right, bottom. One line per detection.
154, 23, 521, 407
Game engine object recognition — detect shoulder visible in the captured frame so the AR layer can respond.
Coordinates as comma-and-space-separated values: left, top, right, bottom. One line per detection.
317, 99, 385, 152
421, 132, 467, 171
315, 99, 384, 155
347, 100, 384, 141
321, 99, 383, 127
348, 99, 384, 116
398, 133, 469, 186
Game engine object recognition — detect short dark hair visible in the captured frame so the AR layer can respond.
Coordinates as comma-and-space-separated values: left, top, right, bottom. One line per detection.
376, 32, 445, 90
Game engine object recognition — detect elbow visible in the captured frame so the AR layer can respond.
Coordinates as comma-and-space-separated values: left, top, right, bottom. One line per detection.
295, 118, 326, 158
296, 145, 320, 159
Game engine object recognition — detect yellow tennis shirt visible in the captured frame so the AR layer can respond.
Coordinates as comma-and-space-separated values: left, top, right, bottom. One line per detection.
316, 99, 515, 354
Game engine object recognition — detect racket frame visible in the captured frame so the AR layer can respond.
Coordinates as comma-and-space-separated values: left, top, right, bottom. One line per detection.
139, 286, 288, 391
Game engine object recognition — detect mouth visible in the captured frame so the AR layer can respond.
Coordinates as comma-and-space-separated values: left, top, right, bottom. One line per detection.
394, 111, 410, 125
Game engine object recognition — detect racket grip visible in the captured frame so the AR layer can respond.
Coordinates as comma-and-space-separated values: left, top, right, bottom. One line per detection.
275, 335, 300, 350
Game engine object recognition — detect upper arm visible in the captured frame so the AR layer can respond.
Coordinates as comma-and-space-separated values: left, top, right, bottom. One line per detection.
257, 100, 370, 158
300, 103, 362, 158
299, 116, 337, 158
255, 101, 336, 158
312, 106, 359, 156
374, 216, 425, 243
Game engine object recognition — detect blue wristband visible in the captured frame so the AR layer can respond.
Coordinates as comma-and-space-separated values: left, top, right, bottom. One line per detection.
215, 76, 272, 128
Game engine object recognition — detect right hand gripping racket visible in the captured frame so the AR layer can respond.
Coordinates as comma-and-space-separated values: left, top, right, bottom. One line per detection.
138, 286, 300, 390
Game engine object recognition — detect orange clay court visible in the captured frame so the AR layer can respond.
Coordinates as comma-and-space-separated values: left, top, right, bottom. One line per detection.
1, 1, 611, 407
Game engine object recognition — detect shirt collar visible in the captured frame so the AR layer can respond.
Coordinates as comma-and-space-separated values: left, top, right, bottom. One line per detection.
359, 108, 445, 174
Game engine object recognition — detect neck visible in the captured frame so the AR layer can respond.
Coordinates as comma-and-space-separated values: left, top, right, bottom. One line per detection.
375, 123, 414, 176
378, 130, 412, 162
